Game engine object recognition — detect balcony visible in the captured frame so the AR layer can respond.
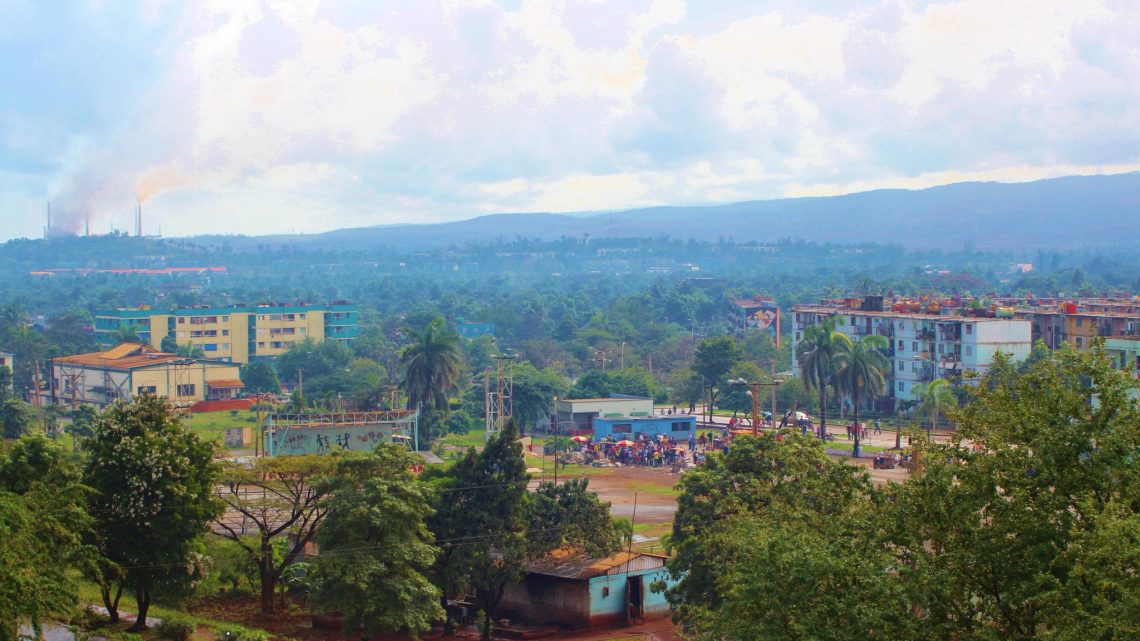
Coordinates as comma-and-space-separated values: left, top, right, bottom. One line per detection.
917, 329, 936, 341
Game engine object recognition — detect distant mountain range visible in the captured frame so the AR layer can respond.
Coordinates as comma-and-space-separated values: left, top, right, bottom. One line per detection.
196, 172, 1140, 251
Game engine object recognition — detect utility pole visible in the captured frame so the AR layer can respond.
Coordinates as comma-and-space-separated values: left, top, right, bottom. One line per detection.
296, 369, 303, 399
620, 342, 626, 371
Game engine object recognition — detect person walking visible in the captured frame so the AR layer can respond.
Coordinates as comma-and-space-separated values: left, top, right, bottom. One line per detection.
874, 419, 882, 435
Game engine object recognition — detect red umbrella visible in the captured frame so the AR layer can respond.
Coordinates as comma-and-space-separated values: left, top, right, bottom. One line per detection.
616, 439, 636, 447
571, 435, 590, 443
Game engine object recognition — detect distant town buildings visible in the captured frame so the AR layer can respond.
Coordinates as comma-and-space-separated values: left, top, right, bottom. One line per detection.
94, 303, 358, 364
43, 343, 243, 408
792, 296, 1033, 408
454, 319, 496, 339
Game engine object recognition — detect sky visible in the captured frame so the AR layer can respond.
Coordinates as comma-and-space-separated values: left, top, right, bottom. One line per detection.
1, 0, 1139, 241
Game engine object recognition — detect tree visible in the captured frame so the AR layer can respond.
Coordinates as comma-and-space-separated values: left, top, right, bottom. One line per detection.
310, 446, 443, 639
912, 378, 955, 436
692, 336, 740, 424
1, 398, 35, 439
667, 433, 889, 631
887, 346, 1140, 640
833, 335, 889, 457
0, 366, 12, 401
511, 363, 568, 433
527, 478, 622, 559
112, 325, 141, 344
240, 360, 280, 394
399, 317, 462, 442
160, 335, 178, 353
0, 434, 92, 641
213, 454, 339, 614
795, 316, 849, 438
427, 420, 528, 640
83, 394, 220, 630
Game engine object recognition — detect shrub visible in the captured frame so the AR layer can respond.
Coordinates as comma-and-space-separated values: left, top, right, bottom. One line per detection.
156, 615, 196, 641
215, 628, 269, 641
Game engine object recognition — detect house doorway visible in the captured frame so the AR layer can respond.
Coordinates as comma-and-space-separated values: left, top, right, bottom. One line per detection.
626, 576, 643, 624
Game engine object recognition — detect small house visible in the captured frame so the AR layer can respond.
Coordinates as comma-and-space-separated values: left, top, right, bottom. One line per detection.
593, 415, 697, 440
554, 397, 654, 433
500, 550, 674, 630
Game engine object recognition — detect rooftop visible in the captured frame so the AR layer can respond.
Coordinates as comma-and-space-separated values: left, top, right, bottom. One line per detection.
527, 549, 668, 580
53, 343, 219, 370
793, 305, 1023, 322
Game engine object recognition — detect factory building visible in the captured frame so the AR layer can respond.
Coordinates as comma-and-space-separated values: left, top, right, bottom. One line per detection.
46, 343, 243, 409
94, 303, 358, 364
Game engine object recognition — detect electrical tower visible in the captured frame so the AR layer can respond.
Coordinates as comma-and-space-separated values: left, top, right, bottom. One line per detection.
484, 352, 517, 440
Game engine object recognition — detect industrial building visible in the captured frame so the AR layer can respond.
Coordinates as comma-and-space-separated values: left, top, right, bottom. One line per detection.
500, 550, 675, 630
792, 297, 1032, 408
45, 343, 243, 408
93, 303, 358, 364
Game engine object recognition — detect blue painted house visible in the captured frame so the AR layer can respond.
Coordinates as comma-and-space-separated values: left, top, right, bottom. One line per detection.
592, 415, 697, 440
501, 550, 675, 630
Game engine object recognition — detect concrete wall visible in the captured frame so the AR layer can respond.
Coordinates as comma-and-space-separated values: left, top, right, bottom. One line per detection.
501, 575, 592, 629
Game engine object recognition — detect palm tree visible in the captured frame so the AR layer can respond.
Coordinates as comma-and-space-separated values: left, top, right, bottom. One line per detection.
112, 325, 141, 344
399, 317, 462, 445
913, 378, 955, 437
796, 316, 850, 439
834, 335, 889, 458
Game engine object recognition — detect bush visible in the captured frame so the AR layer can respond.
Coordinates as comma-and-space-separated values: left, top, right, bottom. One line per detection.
215, 628, 269, 641
156, 615, 196, 641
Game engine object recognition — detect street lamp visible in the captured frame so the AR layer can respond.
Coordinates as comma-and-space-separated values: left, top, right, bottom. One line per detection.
589, 347, 607, 371
729, 377, 784, 436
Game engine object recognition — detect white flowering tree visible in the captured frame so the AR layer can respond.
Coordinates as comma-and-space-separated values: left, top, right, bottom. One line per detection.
83, 394, 221, 630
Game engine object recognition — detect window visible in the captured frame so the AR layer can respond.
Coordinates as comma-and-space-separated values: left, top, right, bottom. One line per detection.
898, 340, 904, 351
613, 423, 633, 432
602, 587, 610, 598
898, 361, 905, 371
221, 316, 229, 322
1075, 336, 1084, 347
850, 316, 856, 326
222, 329, 229, 336
299, 313, 306, 320
965, 324, 973, 335
221, 343, 229, 350
795, 331, 801, 341
965, 346, 973, 357
176, 384, 196, 397
257, 342, 266, 347
898, 381, 905, 392
912, 341, 918, 352
136, 385, 157, 395
671, 421, 690, 432
300, 327, 307, 335
203, 344, 217, 351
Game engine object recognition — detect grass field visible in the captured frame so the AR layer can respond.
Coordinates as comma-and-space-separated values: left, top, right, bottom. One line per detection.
181, 410, 261, 449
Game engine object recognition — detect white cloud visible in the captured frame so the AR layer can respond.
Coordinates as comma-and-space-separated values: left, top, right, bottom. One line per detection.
9, 0, 1140, 241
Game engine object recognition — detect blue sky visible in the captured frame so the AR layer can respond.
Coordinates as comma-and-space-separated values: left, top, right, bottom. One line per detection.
2, 0, 1139, 240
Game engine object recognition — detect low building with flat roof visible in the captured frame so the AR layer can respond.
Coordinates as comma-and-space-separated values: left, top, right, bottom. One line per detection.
593, 415, 697, 440
554, 397, 654, 433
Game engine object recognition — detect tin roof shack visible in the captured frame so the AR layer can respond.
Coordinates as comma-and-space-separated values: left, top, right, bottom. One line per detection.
593, 415, 696, 440
500, 550, 674, 630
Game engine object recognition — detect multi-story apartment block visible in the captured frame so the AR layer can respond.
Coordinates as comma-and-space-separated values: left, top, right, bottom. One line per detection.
792, 297, 1032, 408
727, 296, 781, 345
94, 303, 358, 364
1012, 302, 1140, 350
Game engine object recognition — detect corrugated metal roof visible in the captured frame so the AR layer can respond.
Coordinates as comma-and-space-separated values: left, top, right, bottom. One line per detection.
54, 343, 212, 371
527, 549, 667, 580
206, 379, 245, 388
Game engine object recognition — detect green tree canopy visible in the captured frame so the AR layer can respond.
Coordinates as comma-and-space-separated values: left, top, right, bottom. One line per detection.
399, 317, 462, 441
83, 394, 221, 630
310, 446, 443, 638
692, 336, 740, 423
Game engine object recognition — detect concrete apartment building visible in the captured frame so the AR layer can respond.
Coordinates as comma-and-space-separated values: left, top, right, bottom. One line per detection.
792, 298, 1032, 408
94, 303, 358, 364
45, 343, 243, 408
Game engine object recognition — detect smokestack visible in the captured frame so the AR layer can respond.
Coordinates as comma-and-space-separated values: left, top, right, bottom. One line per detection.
45, 202, 51, 239
85, 211, 90, 238
137, 202, 143, 237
